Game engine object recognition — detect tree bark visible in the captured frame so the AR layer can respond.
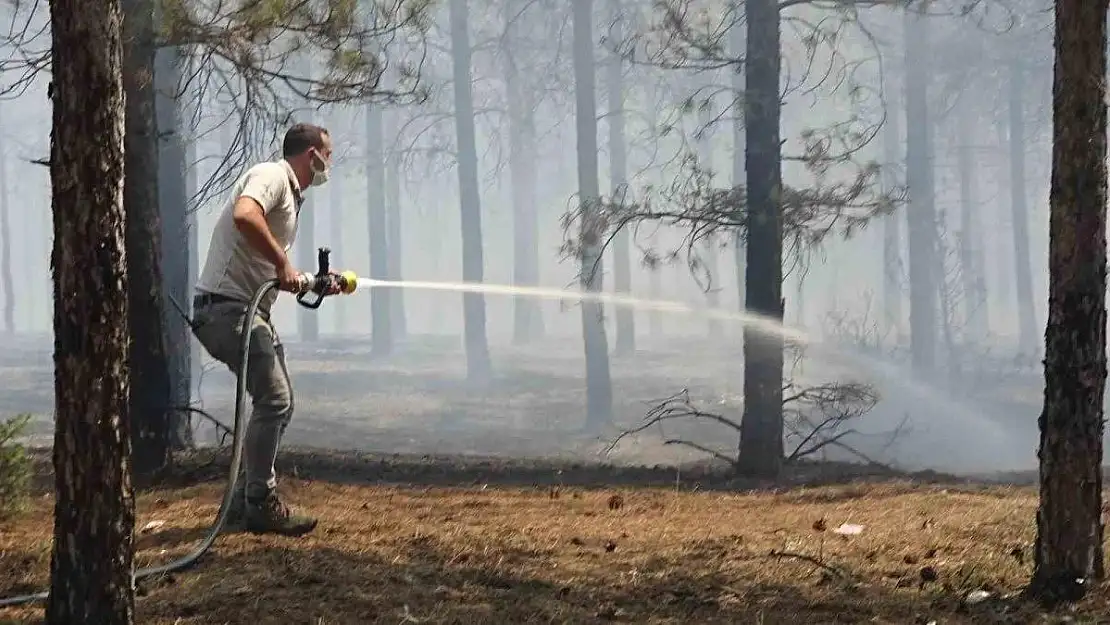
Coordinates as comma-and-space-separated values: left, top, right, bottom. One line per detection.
1029, 0, 1107, 601
155, 43, 192, 447
903, 2, 938, 373
122, 0, 173, 476
366, 104, 392, 355
572, 0, 614, 429
46, 0, 135, 621
449, 0, 492, 381
737, 0, 783, 478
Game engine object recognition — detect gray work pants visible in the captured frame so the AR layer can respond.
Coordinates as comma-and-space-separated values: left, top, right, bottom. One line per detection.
192, 299, 293, 500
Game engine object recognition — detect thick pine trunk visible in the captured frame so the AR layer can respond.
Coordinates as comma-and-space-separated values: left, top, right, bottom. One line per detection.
572, 0, 614, 429
122, 0, 173, 475
1007, 58, 1038, 354
366, 105, 392, 355
607, 0, 634, 354
46, 0, 135, 621
1029, 0, 1108, 600
449, 0, 492, 381
737, 0, 783, 477
903, 3, 938, 373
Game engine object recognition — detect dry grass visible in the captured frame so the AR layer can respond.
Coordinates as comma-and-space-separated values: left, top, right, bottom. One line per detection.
3, 476, 1108, 624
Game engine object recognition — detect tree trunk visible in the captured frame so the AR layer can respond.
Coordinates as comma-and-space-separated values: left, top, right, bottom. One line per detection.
572, 0, 613, 428
1029, 0, 1107, 600
46, 0, 135, 620
903, 2, 938, 373
1008, 57, 1038, 354
155, 43, 192, 447
881, 58, 903, 337
366, 104, 392, 355
646, 81, 663, 339
329, 139, 348, 336
185, 100, 201, 402
0, 126, 13, 335
607, 0, 634, 354
449, 0, 492, 381
295, 196, 319, 341
122, 0, 173, 476
956, 98, 987, 339
386, 116, 407, 340
730, 1, 746, 316
504, 0, 545, 344
737, 0, 783, 478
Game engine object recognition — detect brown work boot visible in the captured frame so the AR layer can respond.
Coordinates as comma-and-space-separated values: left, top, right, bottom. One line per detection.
244, 490, 318, 537
219, 488, 247, 534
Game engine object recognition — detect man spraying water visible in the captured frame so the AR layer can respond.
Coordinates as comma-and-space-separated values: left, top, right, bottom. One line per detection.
191, 123, 336, 536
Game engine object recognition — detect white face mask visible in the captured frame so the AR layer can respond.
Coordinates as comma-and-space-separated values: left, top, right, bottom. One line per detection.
310, 149, 330, 187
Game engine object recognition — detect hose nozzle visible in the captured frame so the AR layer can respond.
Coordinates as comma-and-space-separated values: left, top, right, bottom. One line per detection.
295, 248, 358, 309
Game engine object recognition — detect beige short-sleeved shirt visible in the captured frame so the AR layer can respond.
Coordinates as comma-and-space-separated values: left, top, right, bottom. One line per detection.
196, 160, 303, 314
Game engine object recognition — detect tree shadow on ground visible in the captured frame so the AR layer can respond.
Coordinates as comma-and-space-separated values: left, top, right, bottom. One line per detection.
0, 540, 1087, 625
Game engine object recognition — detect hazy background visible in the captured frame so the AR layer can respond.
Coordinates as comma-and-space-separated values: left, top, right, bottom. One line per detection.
0, 0, 1064, 476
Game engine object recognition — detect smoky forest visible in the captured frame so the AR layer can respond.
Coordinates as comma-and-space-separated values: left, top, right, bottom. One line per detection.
0, 0, 1108, 623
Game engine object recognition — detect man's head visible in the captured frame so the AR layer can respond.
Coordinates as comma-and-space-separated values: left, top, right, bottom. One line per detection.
282, 123, 332, 190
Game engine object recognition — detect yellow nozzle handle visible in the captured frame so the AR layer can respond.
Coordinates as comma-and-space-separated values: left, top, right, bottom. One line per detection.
339, 270, 358, 294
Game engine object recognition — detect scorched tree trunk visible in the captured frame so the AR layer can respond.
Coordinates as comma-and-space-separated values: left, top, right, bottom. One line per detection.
1029, 0, 1108, 601
122, 0, 174, 475
46, 0, 135, 621
737, 0, 784, 478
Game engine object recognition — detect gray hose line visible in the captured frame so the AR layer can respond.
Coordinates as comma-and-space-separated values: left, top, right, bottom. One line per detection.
0, 279, 279, 608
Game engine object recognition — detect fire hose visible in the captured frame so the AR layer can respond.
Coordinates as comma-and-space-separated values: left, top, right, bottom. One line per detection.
0, 247, 358, 608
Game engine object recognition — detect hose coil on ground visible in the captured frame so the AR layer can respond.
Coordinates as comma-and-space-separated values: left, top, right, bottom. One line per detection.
0, 279, 278, 608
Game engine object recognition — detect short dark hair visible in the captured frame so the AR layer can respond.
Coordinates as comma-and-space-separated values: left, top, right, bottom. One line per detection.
282, 123, 329, 158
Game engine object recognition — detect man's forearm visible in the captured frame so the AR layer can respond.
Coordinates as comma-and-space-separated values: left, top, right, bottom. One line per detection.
233, 204, 289, 270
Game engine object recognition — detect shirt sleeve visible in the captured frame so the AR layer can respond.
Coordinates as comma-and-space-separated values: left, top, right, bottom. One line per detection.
237, 164, 286, 214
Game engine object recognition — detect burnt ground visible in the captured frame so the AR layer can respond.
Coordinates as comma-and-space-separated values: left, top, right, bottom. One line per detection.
2, 332, 1106, 623
2, 453, 1109, 624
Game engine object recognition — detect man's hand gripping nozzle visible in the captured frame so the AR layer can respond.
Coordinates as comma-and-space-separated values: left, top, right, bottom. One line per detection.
294, 247, 359, 310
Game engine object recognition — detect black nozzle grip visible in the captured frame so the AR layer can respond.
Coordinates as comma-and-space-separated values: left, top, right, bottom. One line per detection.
297, 290, 324, 309
296, 247, 333, 310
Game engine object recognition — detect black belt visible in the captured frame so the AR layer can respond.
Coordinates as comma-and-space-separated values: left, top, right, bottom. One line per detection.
193, 292, 244, 309
193, 292, 271, 323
